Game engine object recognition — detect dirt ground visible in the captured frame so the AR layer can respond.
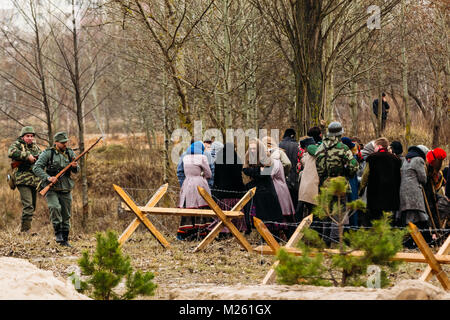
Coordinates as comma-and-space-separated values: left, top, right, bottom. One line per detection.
0, 225, 449, 300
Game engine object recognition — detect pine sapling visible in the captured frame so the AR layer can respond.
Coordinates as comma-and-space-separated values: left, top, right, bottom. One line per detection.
276, 177, 407, 287
72, 230, 157, 300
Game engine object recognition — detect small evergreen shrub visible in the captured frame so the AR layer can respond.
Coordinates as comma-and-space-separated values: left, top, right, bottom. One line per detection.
72, 230, 157, 300
276, 177, 408, 287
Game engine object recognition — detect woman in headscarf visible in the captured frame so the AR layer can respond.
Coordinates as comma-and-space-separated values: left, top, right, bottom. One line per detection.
210, 143, 248, 236
242, 139, 284, 236
423, 148, 447, 235
261, 136, 291, 176
262, 137, 295, 237
177, 141, 213, 240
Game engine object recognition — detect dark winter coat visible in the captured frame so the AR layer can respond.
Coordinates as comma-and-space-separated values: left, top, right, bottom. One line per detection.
372, 99, 390, 119
212, 143, 246, 199
242, 166, 284, 223
445, 164, 449, 198
364, 150, 402, 211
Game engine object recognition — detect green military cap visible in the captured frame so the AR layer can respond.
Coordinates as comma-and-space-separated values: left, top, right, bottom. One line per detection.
20, 126, 35, 137
54, 131, 69, 143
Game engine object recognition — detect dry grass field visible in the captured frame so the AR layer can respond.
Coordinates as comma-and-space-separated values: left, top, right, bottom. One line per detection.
0, 126, 448, 300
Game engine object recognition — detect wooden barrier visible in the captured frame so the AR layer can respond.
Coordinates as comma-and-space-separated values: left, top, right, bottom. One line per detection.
420, 235, 450, 282
114, 183, 256, 252
409, 223, 449, 290
114, 184, 171, 248
197, 186, 254, 253
260, 214, 313, 285
253, 218, 450, 290
115, 182, 449, 290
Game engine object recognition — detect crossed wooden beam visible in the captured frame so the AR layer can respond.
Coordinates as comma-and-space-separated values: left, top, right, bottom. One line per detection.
409, 222, 449, 290
113, 184, 256, 252
114, 182, 449, 290
254, 216, 450, 290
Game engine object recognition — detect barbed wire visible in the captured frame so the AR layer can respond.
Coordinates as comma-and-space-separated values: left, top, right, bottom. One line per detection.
118, 186, 449, 247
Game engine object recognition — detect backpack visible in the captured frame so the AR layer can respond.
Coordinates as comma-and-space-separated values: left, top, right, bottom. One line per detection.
322, 142, 347, 179
7, 167, 17, 190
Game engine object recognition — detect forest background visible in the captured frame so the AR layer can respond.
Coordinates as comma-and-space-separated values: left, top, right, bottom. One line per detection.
0, 0, 448, 231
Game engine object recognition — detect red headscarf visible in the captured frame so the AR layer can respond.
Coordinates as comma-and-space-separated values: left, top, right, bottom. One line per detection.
426, 148, 447, 164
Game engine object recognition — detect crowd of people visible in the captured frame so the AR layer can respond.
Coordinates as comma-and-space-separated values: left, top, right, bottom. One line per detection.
7, 123, 450, 248
175, 122, 450, 247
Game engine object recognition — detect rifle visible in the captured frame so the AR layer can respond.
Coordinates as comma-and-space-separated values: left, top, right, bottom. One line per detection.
40, 137, 102, 196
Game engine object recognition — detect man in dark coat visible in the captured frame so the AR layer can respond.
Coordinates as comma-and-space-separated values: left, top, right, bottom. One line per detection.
279, 128, 299, 206
359, 137, 401, 226
372, 93, 390, 131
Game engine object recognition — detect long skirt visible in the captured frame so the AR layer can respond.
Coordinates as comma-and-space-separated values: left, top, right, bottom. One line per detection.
177, 204, 213, 241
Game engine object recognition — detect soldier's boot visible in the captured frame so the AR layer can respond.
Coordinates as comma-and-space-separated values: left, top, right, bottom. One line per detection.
61, 230, 72, 247
20, 220, 32, 233
55, 230, 64, 245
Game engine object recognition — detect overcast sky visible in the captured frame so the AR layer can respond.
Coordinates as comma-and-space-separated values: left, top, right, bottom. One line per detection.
0, 1, 14, 9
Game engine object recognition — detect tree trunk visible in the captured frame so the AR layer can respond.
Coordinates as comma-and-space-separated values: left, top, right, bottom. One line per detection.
432, 72, 442, 148
32, 2, 53, 146
71, 2, 89, 229
350, 82, 359, 137
223, 0, 233, 129
401, 0, 411, 146
162, 70, 170, 183
291, 0, 324, 135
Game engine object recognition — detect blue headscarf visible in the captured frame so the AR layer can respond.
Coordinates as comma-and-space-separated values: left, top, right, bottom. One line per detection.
341, 137, 355, 149
186, 141, 205, 155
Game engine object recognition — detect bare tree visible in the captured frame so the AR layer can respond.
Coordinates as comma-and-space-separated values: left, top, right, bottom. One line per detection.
112, 0, 216, 133
44, 0, 114, 227
0, 0, 60, 145
251, 0, 401, 135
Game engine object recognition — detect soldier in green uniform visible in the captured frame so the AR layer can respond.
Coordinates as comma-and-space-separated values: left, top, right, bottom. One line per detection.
315, 121, 359, 185
33, 132, 79, 247
8, 126, 42, 232
314, 122, 359, 245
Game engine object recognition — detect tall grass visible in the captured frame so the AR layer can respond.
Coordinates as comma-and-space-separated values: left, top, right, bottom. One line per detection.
0, 138, 180, 236
0, 118, 448, 237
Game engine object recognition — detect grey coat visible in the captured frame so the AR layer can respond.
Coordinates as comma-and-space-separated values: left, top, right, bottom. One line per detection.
399, 157, 427, 213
